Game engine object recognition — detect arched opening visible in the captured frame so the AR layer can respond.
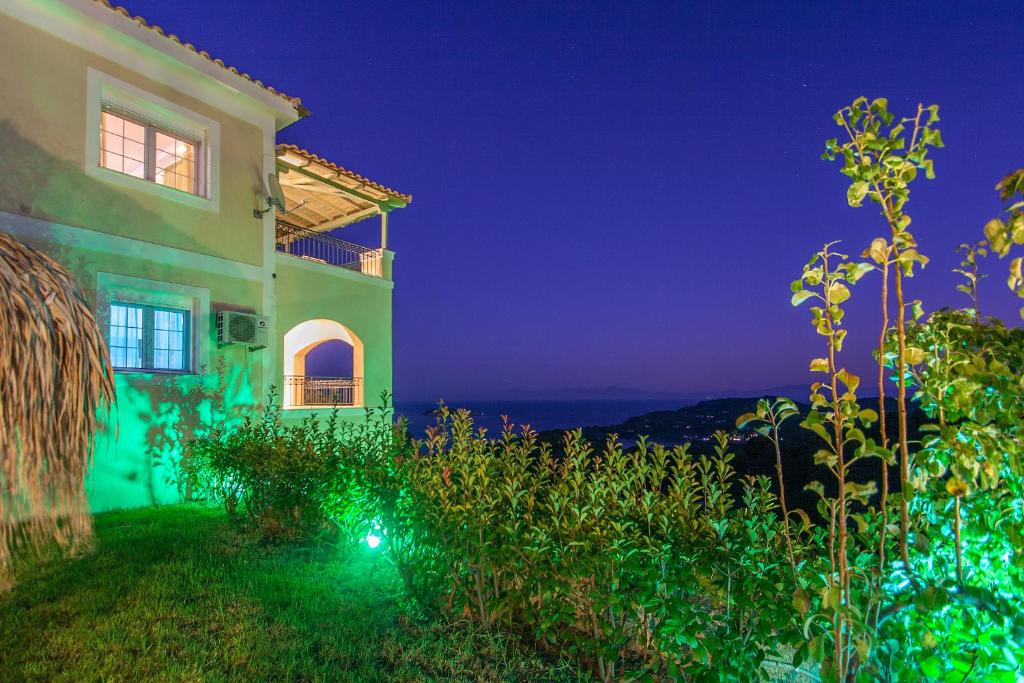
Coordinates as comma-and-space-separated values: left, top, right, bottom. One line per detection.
282, 319, 364, 408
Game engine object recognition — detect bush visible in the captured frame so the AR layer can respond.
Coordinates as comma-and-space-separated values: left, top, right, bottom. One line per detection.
361, 409, 802, 682
190, 389, 361, 541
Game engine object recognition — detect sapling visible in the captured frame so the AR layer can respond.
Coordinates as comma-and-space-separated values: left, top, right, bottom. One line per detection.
736, 397, 802, 582
823, 97, 942, 576
954, 239, 988, 322
791, 242, 879, 680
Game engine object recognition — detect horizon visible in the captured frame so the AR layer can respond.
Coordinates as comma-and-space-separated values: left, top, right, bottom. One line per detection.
130, 0, 1024, 400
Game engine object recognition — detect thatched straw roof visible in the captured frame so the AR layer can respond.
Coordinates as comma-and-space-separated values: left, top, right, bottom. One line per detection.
0, 232, 115, 590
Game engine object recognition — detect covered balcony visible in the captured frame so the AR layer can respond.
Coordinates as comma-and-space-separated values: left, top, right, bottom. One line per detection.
273, 144, 411, 279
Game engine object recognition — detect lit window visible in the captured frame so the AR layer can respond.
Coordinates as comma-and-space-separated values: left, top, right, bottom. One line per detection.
109, 302, 191, 372
100, 107, 201, 196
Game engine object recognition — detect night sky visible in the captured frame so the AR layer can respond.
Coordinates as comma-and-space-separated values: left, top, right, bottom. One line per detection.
126, 1, 1023, 400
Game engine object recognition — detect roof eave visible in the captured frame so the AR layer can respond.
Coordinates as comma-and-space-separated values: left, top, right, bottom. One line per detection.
67, 0, 307, 127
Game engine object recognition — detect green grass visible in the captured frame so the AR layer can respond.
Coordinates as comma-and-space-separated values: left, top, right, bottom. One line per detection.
0, 505, 588, 682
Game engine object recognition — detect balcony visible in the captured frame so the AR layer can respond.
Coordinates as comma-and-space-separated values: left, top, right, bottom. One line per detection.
275, 220, 383, 277
284, 375, 361, 408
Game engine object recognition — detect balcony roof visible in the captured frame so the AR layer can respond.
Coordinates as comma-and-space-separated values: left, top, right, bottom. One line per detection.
275, 144, 411, 232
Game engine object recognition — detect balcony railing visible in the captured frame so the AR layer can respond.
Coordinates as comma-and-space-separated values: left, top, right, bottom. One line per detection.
284, 375, 361, 408
275, 220, 382, 277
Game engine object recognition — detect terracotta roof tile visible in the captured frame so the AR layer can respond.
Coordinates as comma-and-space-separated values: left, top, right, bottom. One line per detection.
92, 0, 307, 115
276, 144, 412, 204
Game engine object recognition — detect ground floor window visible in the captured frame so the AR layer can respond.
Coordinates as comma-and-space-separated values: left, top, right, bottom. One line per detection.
109, 301, 190, 372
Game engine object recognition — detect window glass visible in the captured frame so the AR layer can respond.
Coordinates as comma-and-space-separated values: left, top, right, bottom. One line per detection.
152, 308, 187, 371
108, 303, 144, 369
99, 107, 200, 195
109, 301, 190, 372
154, 132, 196, 194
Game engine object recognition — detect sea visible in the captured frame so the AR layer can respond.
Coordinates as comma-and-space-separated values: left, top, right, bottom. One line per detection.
393, 399, 696, 439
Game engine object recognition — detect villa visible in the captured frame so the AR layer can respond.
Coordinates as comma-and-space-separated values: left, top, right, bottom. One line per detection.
0, 0, 410, 511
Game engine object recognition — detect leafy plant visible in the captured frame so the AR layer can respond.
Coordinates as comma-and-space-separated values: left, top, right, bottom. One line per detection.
823, 97, 941, 575
984, 168, 1024, 317
190, 388, 360, 541
954, 240, 988, 321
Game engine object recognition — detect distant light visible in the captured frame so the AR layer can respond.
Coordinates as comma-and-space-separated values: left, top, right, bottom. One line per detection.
365, 532, 382, 549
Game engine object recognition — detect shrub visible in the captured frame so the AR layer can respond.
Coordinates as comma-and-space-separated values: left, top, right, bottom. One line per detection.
361, 408, 801, 681
190, 389, 360, 541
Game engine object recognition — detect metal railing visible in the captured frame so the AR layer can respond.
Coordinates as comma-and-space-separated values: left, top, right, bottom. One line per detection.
284, 375, 361, 407
275, 220, 382, 277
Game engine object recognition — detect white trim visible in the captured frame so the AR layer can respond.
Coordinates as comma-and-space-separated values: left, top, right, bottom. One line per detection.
0, 0, 298, 131
96, 272, 211, 375
85, 68, 221, 212
260, 126, 277, 402
274, 251, 396, 290
0, 211, 264, 282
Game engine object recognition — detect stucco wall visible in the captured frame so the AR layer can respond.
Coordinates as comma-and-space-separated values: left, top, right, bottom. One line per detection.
274, 254, 394, 420
0, 12, 267, 265
6, 221, 267, 512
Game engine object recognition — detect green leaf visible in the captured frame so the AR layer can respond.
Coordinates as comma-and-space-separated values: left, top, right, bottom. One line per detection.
922, 158, 935, 180
985, 218, 1010, 255
735, 412, 758, 429
836, 368, 860, 393
829, 281, 851, 304
847, 181, 870, 207
809, 358, 829, 373
847, 262, 874, 283
868, 237, 889, 264
858, 408, 878, 425
905, 347, 926, 365
813, 449, 837, 467
791, 290, 815, 307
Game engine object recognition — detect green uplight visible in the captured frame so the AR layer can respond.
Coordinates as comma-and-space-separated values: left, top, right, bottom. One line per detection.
365, 532, 382, 549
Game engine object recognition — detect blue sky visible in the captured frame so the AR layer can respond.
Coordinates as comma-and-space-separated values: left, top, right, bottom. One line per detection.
130, 0, 1024, 399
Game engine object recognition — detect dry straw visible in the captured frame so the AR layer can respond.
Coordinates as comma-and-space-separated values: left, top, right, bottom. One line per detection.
0, 232, 115, 590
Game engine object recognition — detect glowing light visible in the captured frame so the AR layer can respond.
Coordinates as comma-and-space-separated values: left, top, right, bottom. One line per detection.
365, 532, 382, 549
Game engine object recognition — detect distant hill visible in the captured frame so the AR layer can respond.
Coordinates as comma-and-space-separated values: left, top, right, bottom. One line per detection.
502, 383, 832, 402
503, 386, 703, 401
536, 396, 926, 517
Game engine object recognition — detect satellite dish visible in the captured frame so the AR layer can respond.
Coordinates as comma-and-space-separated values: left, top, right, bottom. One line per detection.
253, 171, 306, 218
267, 173, 287, 211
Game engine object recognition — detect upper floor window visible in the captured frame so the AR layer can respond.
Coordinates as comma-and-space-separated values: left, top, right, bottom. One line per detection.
86, 68, 221, 210
109, 301, 191, 373
100, 107, 201, 196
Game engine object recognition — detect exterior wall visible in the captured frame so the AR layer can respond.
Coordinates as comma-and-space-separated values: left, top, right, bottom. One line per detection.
0, 11, 267, 265
3, 215, 266, 512
274, 253, 394, 422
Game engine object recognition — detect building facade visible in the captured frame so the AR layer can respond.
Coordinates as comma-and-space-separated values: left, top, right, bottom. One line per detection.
0, 0, 409, 511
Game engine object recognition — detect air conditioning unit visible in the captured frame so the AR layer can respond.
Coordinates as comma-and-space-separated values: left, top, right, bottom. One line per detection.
217, 311, 268, 349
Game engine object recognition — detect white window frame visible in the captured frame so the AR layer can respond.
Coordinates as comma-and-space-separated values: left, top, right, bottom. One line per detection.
97, 272, 210, 375
85, 68, 221, 212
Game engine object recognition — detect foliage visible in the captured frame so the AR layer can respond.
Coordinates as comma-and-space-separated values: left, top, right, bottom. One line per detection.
798, 97, 1024, 681
790, 242, 885, 680
0, 232, 115, 592
891, 309, 1024, 680
984, 168, 1024, 317
361, 408, 800, 682
954, 240, 988, 321
190, 388, 361, 541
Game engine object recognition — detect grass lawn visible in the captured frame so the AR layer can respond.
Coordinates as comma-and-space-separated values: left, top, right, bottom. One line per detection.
0, 505, 588, 682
